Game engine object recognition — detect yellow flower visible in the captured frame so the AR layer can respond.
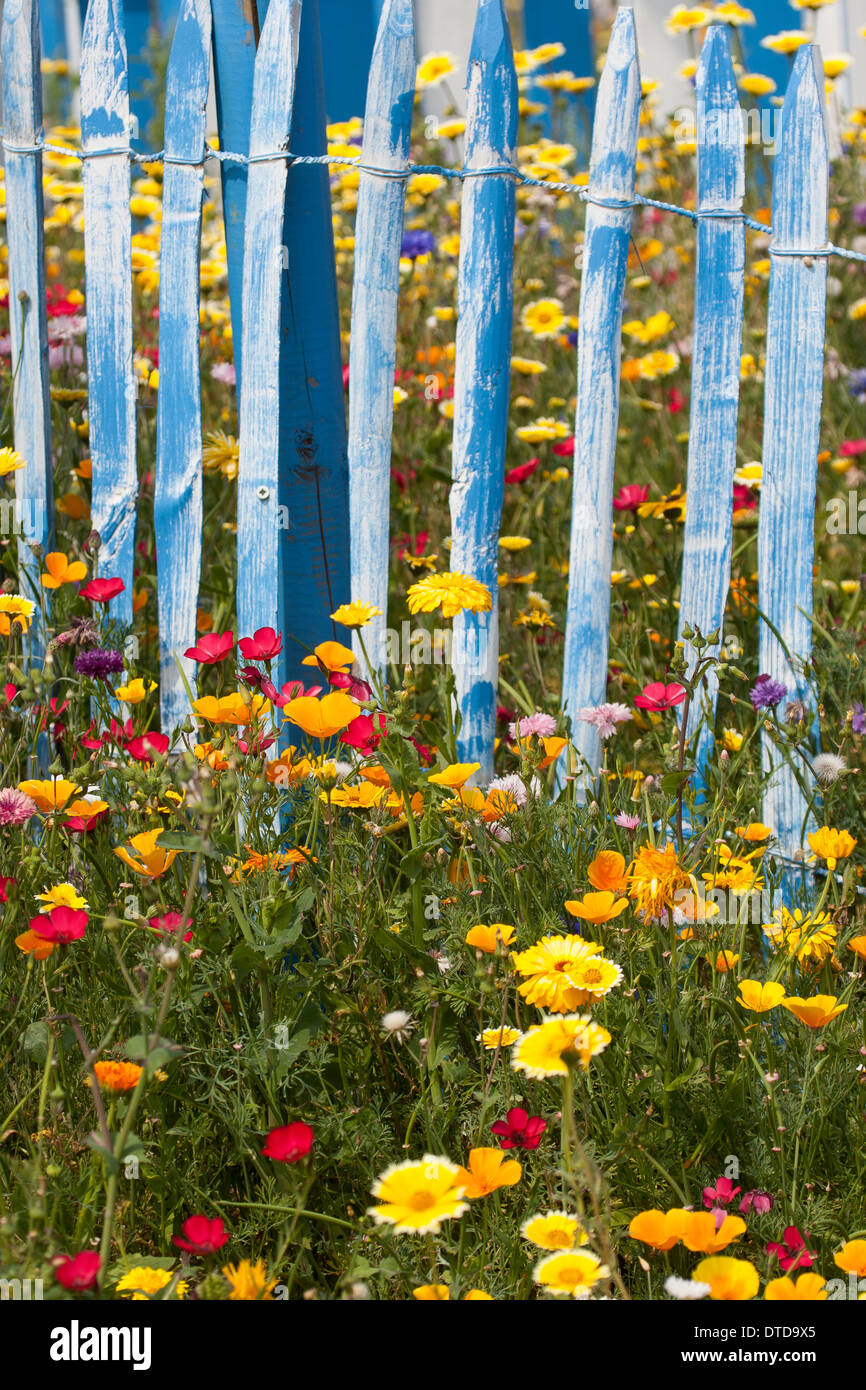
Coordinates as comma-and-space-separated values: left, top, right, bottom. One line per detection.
406, 571, 492, 619
300, 640, 356, 673
499, 535, 532, 552
564, 889, 629, 925
533, 1249, 608, 1297
465, 922, 516, 953
723, 729, 744, 752
222, 1259, 278, 1300
416, 52, 457, 89
512, 1014, 611, 1078
330, 601, 381, 629
115, 677, 157, 704
765, 1273, 828, 1301
736, 979, 786, 1013
713, 2, 755, 24
40, 551, 88, 588
0, 446, 25, 476
833, 1240, 866, 1277
413, 1284, 451, 1300
623, 310, 675, 344
639, 349, 680, 379
760, 31, 811, 56
0, 594, 35, 633
116, 1266, 187, 1299
710, 950, 739, 973
36, 883, 87, 910
782, 994, 848, 1028
764, 907, 836, 964
522, 1211, 586, 1251
807, 825, 857, 872
521, 298, 566, 339
282, 691, 360, 740
93, 1060, 143, 1093
114, 829, 179, 879
511, 934, 603, 1012
628, 842, 693, 920
693, 1256, 759, 1301
202, 430, 239, 480
478, 1026, 521, 1050
368, 1156, 468, 1235
682, 1212, 746, 1254
18, 778, 80, 812
629, 1208, 691, 1251
454, 1147, 522, 1198
428, 761, 480, 788
511, 356, 547, 375
736, 822, 772, 843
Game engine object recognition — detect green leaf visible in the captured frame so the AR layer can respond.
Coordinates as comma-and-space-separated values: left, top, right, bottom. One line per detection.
660, 768, 695, 796
152, 830, 221, 858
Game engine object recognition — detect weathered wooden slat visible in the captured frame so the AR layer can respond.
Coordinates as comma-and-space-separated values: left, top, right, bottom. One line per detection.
757, 44, 829, 871
80, 0, 137, 626
1, 0, 54, 666
678, 25, 745, 779
560, 7, 641, 781
347, 0, 415, 678
236, 0, 301, 664
448, 0, 519, 783
154, 0, 210, 736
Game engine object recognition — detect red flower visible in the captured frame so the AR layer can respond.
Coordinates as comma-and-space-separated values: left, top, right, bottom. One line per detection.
341, 711, 386, 756
409, 735, 434, 766
490, 1106, 547, 1150
0, 875, 17, 903
238, 627, 283, 661
732, 483, 756, 513
667, 387, 686, 414
236, 734, 277, 756
552, 436, 575, 457
261, 1121, 314, 1162
329, 670, 374, 702
173, 1215, 229, 1254
54, 1251, 101, 1291
184, 631, 234, 664
840, 438, 866, 458
613, 484, 649, 511
505, 457, 540, 485
125, 732, 170, 762
29, 906, 88, 943
2, 683, 17, 704
702, 1176, 741, 1210
79, 577, 125, 603
64, 809, 108, 834
148, 911, 193, 943
634, 681, 687, 711
766, 1226, 816, 1273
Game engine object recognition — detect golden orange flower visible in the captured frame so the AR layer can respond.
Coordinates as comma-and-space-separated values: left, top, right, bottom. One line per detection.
454, 1147, 522, 1198
587, 850, 629, 893
93, 1060, 144, 1093
114, 829, 178, 879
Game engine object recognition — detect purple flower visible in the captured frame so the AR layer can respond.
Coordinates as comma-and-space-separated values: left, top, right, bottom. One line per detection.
210, 361, 236, 386
853, 702, 865, 736
73, 647, 125, 680
852, 203, 866, 229
739, 1189, 774, 1216
749, 674, 787, 710
401, 229, 435, 260
0, 787, 38, 827
848, 369, 866, 404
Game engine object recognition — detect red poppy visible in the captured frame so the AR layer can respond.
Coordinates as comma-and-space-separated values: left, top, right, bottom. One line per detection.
54, 1251, 101, 1291
64, 809, 108, 834
261, 1121, 314, 1162
173, 1215, 229, 1254
329, 670, 374, 702
551, 435, 575, 457
766, 1226, 816, 1273
634, 681, 687, 711
125, 731, 170, 762
613, 484, 649, 511
667, 387, 686, 415
236, 734, 277, 756
238, 627, 283, 661
341, 711, 386, 756
79, 577, 125, 603
732, 483, 756, 513
409, 735, 434, 766
29, 906, 88, 943
184, 631, 234, 664
505, 457, 540, 485
0, 875, 16, 903
3, 683, 17, 704
148, 911, 193, 943
490, 1106, 547, 1150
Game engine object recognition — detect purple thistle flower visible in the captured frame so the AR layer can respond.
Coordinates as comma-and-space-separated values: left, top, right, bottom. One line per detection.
749, 674, 787, 710
73, 647, 125, 680
853, 702, 865, 736
0, 787, 38, 826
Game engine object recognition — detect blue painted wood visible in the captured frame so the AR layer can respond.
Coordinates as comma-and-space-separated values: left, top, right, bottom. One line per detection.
522, 0, 596, 132
317, 0, 379, 123
236, 0, 302, 667
275, 0, 351, 691
449, 0, 518, 784
757, 44, 829, 871
560, 7, 641, 783
347, 0, 415, 679
739, 0, 804, 97
39, 0, 66, 57
80, 0, 137, 627
678, 26, 745, 783
154, 0, 210, 736
1, 0, 55, 667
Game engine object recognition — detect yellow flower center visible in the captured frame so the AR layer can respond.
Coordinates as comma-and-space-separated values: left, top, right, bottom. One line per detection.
408, 1188, 436, 1211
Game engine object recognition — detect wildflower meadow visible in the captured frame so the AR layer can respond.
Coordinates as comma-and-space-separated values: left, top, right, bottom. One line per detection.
2, 0, 866, 1337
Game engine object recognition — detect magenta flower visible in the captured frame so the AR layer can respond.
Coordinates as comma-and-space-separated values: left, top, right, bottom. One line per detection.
238, 626, 283, 661
184, 631, 234, 664
148, 911, 194, 943
490, 1106, 547, 1150
173, 1215, 230, 1254
341, 712, 386, 756
739, 1189, 773, 1216
634, 682, 687, 711
613, 483, 649, 511
766, 1226, 816, 1273
29, 906, 88, 943
702, 1176, 741, 1210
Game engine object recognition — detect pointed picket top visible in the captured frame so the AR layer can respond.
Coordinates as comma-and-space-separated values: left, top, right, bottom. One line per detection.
560, 8, 641, 783
773, 44, 829, 251
348, 0, 416, 678
449, 0, 518, 779
80, 0, 129, 146
163, 0, 210, 158
249, 0, 302, 158
2, 0, 41, 139
696, 22, 745, 210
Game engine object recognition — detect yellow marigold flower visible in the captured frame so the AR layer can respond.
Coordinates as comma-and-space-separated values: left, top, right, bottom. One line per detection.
36, 882, 87, 910
428, 761, 480, 788
764, 907, 836, 964
723, 728, 744, 752
587, 849, 629, 893
93, 1060, 143, 1093
765, 1273, 828, 1301
807, 825, 857, 872
511, 1014, 611, 1078
623, 310, 675, 344
330, 601, 381, 629
0, 446, 25, 476
628, 841, 693, 920
782, 994, 848, 1029
522, 1211, 586, 1251
116, 1266, 187, 1300
406, 571, 492, 619
713, 2, 755, 25
693, 1256, 759, 1301
40, 551, 88, 588
521, 298, 566, 339
511, 356, 547, 375
115, 677, 156, 704
834, 1240, 866, 1277
367, 1156, 469, 1235
465, 922, 516, 953
0, 594, 35, 633
639, 348, 680, 379
478, 1026, 521, 1050
454, 1147, 522, 1198
222, 1259, 278, 1300
499, 535, 532, 552
736, 979, 786, 1012
710, 950, 739, 973
18, 777, 80, 812
511, 934, 602, 1012
682, 1212, 746, 1254
416, 52, 457, 89
533, 1249, 608, 1297
564, 889, 629, 925
202, 429, 239, 480
515, 417, 569, 443
326, 781, 385, 810
629, 1208, 691, 1251
739, 72, 775, 96
114, 829, 178, 879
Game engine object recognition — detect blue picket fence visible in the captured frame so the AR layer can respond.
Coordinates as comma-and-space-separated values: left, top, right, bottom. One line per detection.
2, 0, 864, 873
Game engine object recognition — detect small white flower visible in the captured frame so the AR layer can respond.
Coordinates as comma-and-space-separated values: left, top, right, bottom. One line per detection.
812, 752, 846, 786
664, 1275, 711, 1300
381, 1009, 415, 1043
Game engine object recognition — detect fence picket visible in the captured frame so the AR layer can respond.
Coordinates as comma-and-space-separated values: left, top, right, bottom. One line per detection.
560, 7, 641, 782
154, 0, 210, 736
347, 0, 415, 678
678, 25, 745, 778
236, 0, 301, 670
1, 0, 54, 664
449, 0, 518, 782
80, 0, 137, 626
757, 44, 829, 873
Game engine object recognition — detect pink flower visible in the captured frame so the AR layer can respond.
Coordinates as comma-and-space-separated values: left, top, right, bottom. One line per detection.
261, 1121, 314, 1163
576, 703, 632, 740
766, 1226, 816, 1273
490, 1106, 547, 1150
148, 911, 193, 943
505, 457, 540, 485
54, 1251, 100, 1290
210, 362, 236, 386
0, 787, 38, 826
739, 1189, 773, 1215
238, 627, 283, 661
508, 711, 557, 740
634, 682, 687, 711
329, 669, 374, 702
702, 1176, 741, 1210
173, 1215, 229, 1254
551, 435, 575, 457
29, 906, 88, 943
613, 484, 649, 511
184, 631, 234, 664
79, 577, 125, 603
341, 712, 386, 756
0, 874, 16, 902
125, 732, 170, 762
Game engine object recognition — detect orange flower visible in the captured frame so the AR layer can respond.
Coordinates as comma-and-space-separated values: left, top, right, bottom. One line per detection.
564, 890, 629, 925
765, 1273, 828, 1301
682, 1212, 746, 1254
301, 640, 356, 673
114, 829, 178, 879
17, 778, 80, 812
454, 1147, 522, 1198
538, 736, 567, 769
93, 1060, 143, 1093
40, 551, 88, 588
834, 1239, 866, 1277
847, 936, 866, 962
428, 762, 480, 789
14, 929, 56, 960
587, 850, 628, 893
283, 691, 359, 740
465, 922, 516, 953
782, 994, 848, 1028
628, 1208, 691, 1251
